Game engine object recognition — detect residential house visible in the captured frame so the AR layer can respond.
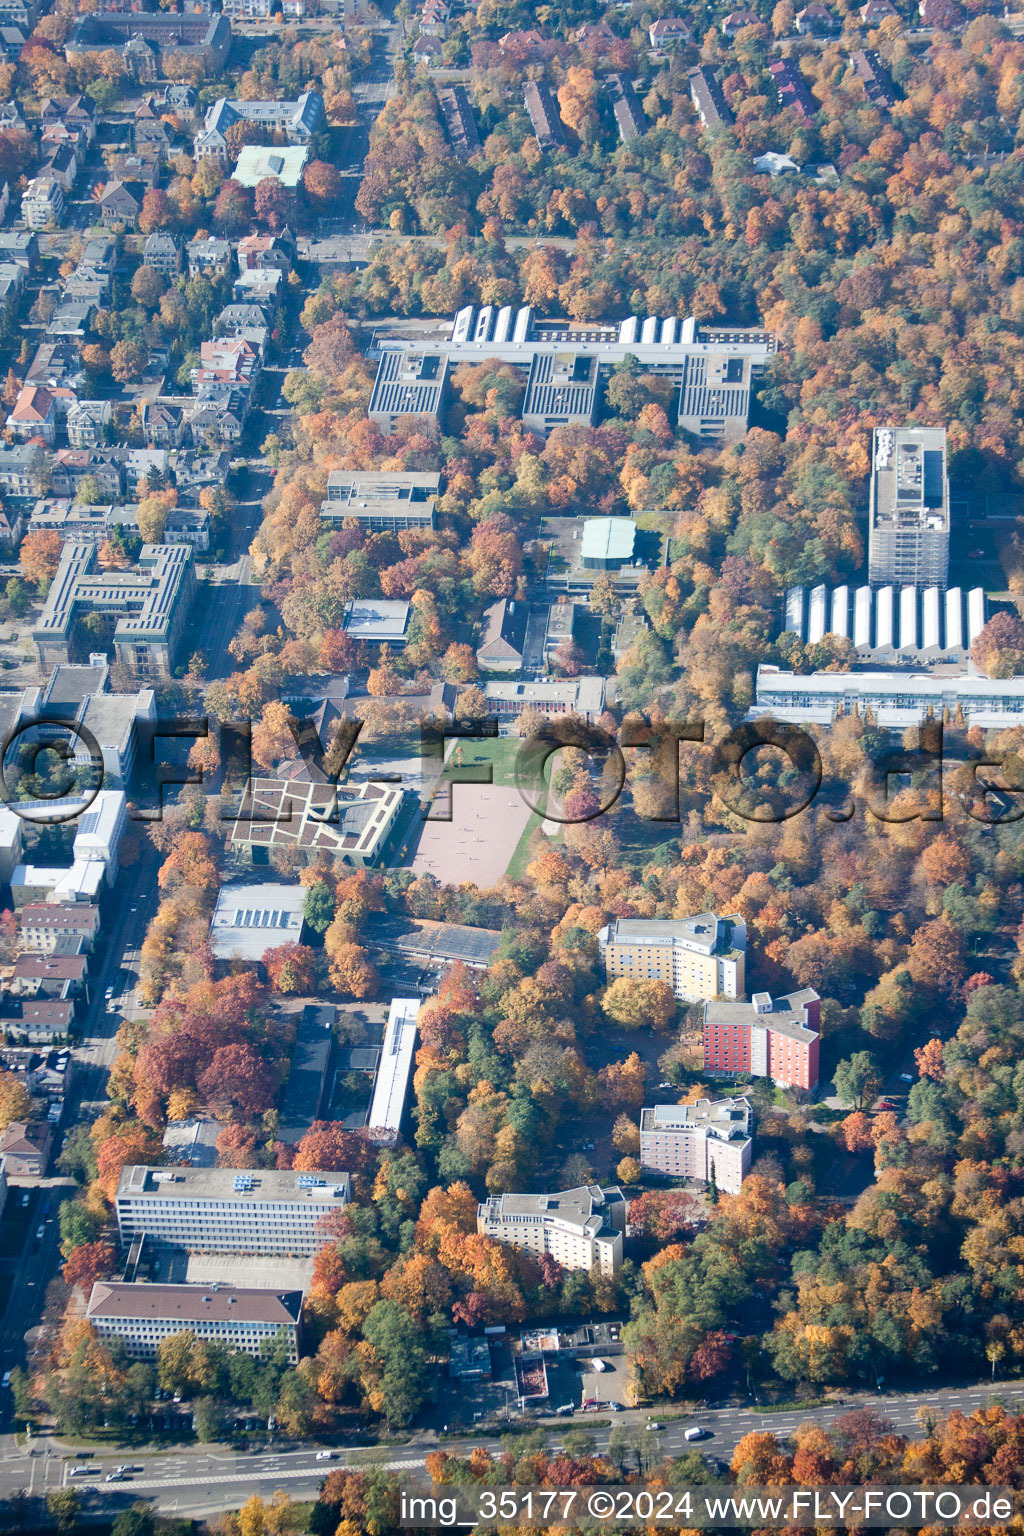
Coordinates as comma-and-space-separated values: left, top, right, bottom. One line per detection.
163, 83, 198, 121
6, 386, 62, 446
860, 0, 898, 20
575, 19, 616, 54
690, 66, 734, 128
769, 58, 816, 120
720, 8, 761, 34
236, 232, 294, 274
648, 16, 692, 45
66, 400, 112, 449
795, 1, 837, 30
108, 151, 161, 188
0, 1120, 53, 1177
139, 401, 184, 449
50, 447, 124, 500
411, 33, 443, 63
187, 234, 231, 279
142, 232, 180, 275
124, 447, 169, 496
40, 142, 77, 192
0, 442, 45, 497
98, 180, 143, 229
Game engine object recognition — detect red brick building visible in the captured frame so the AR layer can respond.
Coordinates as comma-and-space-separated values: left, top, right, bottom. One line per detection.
703, 988, 820, 1091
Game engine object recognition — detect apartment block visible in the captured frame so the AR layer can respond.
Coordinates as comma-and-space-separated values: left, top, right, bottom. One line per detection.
639, 1096, 752, 1194
868, 427, 949, 588
115, 1166, 351, 1256
477, 1184, 626, 1276
86, 1282, 301, 1362
18, 903, 99, 953
703, 989, 821, 1091
598, 913, 746, 1003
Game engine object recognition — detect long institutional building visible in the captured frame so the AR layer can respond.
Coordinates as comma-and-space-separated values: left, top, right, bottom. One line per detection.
598, 913, 746, 1002
86, 1282, 301, 1362
640, 1096, 752, 1194
477, 1184, 627, 1276
867, 427, 949, 588
115, 1167, 351, 1256
752, 666, 1024, 731
369, 305, 777, 442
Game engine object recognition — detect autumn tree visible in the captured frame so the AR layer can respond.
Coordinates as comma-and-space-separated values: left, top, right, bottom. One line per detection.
602, 977, 676, 1031
20, 530, 62, 585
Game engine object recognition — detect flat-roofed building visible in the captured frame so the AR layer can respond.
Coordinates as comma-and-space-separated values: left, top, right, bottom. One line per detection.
704, 988, 820, 1091
580, 517, 635, 570
115, 1166, 351, 1256
87, 1282, 301, 1361
640, 1096, 752, 1193
278, 1003, 335, 1146
33, 542, 196, 679
751, 663, 1024, 730
598, 913, 746, 1002
210, 883, 306, 961
478, 1184, 626, 1276
322, 470, 438, 531
228, 777, 403, 867
343, 598, 411, 647
522, 351, 599, 433
368, 350, 450, 433
483, 676, 606, 733
367, 997, 419, 1144
869, 427, 949, 588
377, 307, 775, 444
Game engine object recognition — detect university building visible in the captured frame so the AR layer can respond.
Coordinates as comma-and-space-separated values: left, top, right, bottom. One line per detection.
639, 1096, 752, 1194
477, 1184, 627, 1276
598, 913, 746, 1003
86, 1282, 301, 1362
703, 989, 821, 1091
115, 1167, 351, 1257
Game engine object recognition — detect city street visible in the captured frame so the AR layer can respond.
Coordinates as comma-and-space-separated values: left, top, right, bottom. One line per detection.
0, 1378, 1019, 1519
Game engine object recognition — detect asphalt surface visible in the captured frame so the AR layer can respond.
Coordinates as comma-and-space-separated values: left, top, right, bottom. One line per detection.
0, 1378, 1019, 1518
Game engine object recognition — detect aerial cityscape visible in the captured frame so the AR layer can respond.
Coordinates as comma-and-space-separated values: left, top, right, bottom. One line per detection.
0, 0, 1020, 1530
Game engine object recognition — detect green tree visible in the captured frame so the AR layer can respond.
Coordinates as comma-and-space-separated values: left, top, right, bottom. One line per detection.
303, 879, 335, 936
58, 1197, 103, 1258
832, 1051, 881, 1110
192, 1395, 224, 1443
46, 1489, 80, 1533
58, 1125, 99, 1183
360, 1300, 431, 1426
4, 577, 29, 616
157, 1330, 198, 1396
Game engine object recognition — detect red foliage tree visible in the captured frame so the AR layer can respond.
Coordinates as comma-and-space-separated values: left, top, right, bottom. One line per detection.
198, 1043, 275, 1115
62, 1241, 116, 1293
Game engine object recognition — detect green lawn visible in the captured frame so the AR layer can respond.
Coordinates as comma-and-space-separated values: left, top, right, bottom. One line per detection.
445, 735, 524, 788
506, 810, 562, 881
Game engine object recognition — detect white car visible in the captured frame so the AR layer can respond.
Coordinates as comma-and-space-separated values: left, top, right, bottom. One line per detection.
684, 1426, 708, 1441
315, 1451, 334, 1461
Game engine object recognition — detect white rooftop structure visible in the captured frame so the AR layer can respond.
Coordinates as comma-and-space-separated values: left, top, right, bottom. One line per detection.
210, 883, 305, 960
782, 583, 985, 660
367, 998, 419, 1144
